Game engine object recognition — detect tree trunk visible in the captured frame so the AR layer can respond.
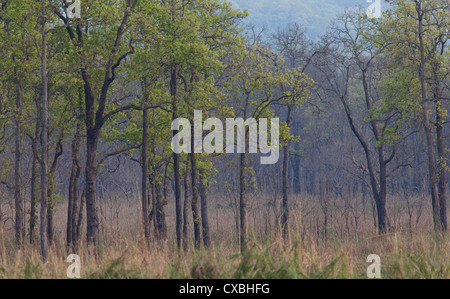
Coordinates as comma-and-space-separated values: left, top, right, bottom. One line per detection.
67, 169, 74, 248
0, 183, 3, 237
47, 133, 63, 246
149, 178, 156, 236
199, 170, 210, 247
281, 105, 293, 242
239, 152, 247, 254
76, 189, 85, 245
436, 105, 448, 232
29, 110, 40, 244
171, 65, 183, 249
155, 180, 167, 240
341, 93, 388, 234
376, 160, 388, 234
292, 154, 301, 194
183, 165, 189, 250
39, 3, 49, 260
141, 108, 151, 245
67, 124, 82, 250
190, 150, 201, 250
85, 127, 100, 246
433, 64, 448, 232
362, 68, 389, 234
416, 3, 441, 232
14, 78, 23, 246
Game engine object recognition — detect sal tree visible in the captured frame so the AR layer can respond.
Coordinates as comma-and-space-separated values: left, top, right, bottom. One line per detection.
377, 0, 449, 232
154, 0, 246, 249
53, 0, 142, 246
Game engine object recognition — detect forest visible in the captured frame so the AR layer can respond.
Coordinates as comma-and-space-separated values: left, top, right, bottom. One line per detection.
0, 0, 449, 279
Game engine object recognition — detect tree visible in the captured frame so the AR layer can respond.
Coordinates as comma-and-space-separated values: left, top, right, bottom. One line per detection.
378, 0, 449, 232
154, 0, 246, 249
271, 25, 315, 241
0, 0, 36, 246
54, 0, 141, 246
39, 0, 49, 260
225, 37, 298, 252
313, 8, 413, 234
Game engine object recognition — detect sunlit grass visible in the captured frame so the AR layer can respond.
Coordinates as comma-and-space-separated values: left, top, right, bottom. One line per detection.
0, 194, 448, 279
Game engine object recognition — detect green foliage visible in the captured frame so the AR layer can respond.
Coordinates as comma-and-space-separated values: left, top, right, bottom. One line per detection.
232, 244, 298, 279
87, 256, 143, 279
19, 258, 43, 279
386, 249, 450, 279
368, 0, 450, 149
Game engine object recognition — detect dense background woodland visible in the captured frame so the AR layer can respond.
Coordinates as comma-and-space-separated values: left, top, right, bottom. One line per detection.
0, 0, 449, 278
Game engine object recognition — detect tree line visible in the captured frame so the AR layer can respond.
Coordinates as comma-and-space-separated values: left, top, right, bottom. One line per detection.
0, 0, 448, 261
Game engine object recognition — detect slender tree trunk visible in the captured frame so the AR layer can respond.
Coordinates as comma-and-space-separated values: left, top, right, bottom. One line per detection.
74, 189, 85, 248
155, 180, 167, 239
67, 168, 74, 248
29, 152, 37, 244
142, 108, 151, 245
416, 3, 441, 232
436, 105, 448, 232
29, 111, 40, 244
341, 93, 387, 234
199, 170, 210, 247
0, 182, 3, 236
190, 150, 201, 250
85, 128, 100, 246
0, 182, 3, 258
39, 3, 49, 260
149, 177, 156, 236
67, 124, 81, 250
433, 64, 448, 232
171, 65, 183, 249
281, 106, 293, 242
362, 68, 389, 234
292, 154, 301, 194
148, 174, 158, 237
46, 147, 53, 246
377, 157, 388, 234
14, 79, 23, 246
47, 133, 63, 246
183, 165, 189, 250
239, 152, 247, 254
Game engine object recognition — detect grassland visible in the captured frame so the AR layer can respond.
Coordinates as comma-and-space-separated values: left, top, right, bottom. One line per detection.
0, 193, 448, 279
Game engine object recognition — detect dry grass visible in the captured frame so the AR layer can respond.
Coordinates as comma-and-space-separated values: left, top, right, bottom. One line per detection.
0, 193, 449, 279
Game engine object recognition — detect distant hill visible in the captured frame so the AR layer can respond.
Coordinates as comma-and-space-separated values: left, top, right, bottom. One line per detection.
231, 0, 384, 37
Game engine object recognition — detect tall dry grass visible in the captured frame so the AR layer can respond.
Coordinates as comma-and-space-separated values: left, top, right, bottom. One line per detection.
0, 192, 448, 278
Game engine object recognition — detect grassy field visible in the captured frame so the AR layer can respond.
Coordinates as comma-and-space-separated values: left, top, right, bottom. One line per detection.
0, 193, 449, 279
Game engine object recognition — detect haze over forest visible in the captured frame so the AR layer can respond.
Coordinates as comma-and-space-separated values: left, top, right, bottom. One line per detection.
232, 0, 382, 36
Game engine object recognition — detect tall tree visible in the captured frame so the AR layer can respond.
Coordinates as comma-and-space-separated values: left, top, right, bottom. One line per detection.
225, 39, 297, 252
378, 0, 449, 232
54, 0, 141, 246
157, 0, 246, 249
313, 8, 414, 234
39, 0, 49, 261
0, 0, 41, 247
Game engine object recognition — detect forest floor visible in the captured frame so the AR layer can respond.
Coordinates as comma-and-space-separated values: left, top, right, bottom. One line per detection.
0, 193, 449, 279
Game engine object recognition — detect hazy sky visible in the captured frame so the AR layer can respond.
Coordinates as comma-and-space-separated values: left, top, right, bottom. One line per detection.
231, 0, 387, 37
